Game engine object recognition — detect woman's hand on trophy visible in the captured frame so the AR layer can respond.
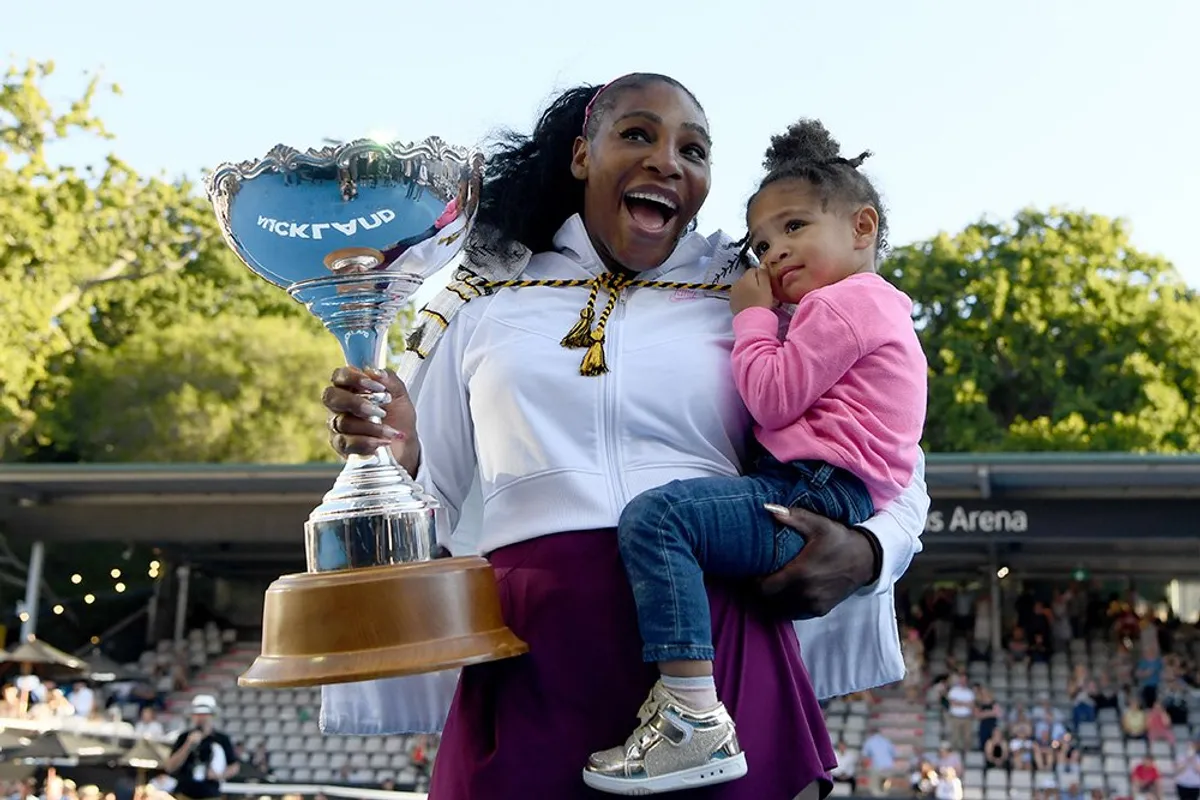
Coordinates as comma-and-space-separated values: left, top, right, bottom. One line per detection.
323, 367, 420, 472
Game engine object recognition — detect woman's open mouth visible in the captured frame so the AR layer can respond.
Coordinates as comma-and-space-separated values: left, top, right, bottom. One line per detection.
623, 187, 681, 236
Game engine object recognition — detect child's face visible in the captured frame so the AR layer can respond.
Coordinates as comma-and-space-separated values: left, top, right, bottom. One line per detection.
746, 179, 874, 304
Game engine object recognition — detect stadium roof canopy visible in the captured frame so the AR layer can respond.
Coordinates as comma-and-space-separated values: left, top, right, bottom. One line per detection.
1, 454, 1198, 579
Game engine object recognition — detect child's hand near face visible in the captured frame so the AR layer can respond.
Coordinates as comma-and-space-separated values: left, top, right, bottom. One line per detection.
729, 268, 776, 315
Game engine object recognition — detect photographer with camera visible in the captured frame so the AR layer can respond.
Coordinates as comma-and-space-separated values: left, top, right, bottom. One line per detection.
164, 695, 239, 800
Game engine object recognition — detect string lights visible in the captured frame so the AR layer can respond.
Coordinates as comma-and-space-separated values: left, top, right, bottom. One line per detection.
43, 558, 163, 628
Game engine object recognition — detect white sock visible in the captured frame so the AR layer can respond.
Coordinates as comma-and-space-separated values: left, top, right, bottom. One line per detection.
660, 674, 719, 711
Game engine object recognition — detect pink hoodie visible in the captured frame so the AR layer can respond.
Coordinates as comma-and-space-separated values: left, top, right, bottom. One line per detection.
731, 272, 927, 508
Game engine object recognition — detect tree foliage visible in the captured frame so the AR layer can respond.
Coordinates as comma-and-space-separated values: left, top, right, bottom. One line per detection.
887, 209, 1200, 452
0, 60, 412, 463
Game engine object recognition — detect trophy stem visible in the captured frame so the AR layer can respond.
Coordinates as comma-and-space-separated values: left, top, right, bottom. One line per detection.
304, 314, 439, 574
334, 322, 392, 374
288, 271, 439, 575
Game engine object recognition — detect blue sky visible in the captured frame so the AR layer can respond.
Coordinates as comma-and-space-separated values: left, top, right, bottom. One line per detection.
6, 0, 1198, 298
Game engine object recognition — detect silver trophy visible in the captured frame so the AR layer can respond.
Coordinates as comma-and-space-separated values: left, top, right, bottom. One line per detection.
206, 139, 526, 688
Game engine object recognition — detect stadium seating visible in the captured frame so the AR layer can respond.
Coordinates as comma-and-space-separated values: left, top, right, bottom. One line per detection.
822, 632, 1200, 798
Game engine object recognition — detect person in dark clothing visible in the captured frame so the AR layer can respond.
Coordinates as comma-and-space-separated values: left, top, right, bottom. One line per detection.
164, 694, 239, 800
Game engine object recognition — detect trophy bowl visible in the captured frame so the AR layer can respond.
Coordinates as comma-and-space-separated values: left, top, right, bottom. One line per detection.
206, 138, 527, 688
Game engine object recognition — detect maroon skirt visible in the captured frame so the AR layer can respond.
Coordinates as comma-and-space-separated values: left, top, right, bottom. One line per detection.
428, 530, 836, 799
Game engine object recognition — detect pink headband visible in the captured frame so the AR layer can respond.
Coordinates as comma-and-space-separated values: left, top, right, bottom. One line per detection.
582, 74, 635, 135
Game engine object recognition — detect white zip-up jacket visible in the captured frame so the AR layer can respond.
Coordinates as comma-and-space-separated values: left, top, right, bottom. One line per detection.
319, 215, 928, 734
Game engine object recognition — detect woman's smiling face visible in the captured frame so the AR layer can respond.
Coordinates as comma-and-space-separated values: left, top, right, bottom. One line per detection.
571, 80, 711, 272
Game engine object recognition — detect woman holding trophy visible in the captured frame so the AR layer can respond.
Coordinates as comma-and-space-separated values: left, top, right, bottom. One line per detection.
321, 73, 928, 799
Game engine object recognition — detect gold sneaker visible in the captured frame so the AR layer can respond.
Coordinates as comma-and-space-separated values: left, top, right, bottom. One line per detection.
583, 681, 748, 795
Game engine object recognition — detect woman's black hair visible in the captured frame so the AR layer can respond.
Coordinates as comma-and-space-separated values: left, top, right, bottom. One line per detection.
469, 73, 705, 258
747, 118, 889, 259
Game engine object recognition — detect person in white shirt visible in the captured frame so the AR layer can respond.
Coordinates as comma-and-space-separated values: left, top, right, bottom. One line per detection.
830, 741, 859, 786
68, 682, 94, 718
933, 766, 963, 800
1176, 739, 1200, 800
945, 673, 976, 751
321, 72, 928, 800
134, 706, 166, 741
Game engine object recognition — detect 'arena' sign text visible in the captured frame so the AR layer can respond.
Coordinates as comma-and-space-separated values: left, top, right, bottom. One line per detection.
925, 506, 1029, 533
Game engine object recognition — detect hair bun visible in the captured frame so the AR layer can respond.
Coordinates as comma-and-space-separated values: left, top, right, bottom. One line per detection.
763, 119, 842, 171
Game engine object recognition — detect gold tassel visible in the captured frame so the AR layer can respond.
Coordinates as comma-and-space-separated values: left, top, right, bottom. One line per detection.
579, 331, 608, 376
560, 305, 596, 348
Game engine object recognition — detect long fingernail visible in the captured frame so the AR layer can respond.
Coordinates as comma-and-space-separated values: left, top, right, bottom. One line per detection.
363, 379, 387, 393
764, 503, 791, 516
381, 425, 401, 439
365, 367, 386, 379
365, 404, 387, 418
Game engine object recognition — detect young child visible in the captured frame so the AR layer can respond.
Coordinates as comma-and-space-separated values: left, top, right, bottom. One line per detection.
583, 119, 927, 795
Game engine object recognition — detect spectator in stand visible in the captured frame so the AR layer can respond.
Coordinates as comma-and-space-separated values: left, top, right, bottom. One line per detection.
975, 685, 1001, 751
945, 673, 975, 752
1175, 738, 1200, 800
829, 740, 858, 788
936, 742, 963, 774
15, 672, 44, 712
68, 681, 94, 718
1029, 632, 1050, 664
1113, 649, 1136, 688
1130, 753, 1162, 800
1028, 601, 1054, 648
1071, 678, 1097, 730
1145, 701, 1175, 745
1008, 627, 1031, 667
250, 743, 270, 776
410, 734, 433, 780
134, 707, 165, 740
1067, 664, 1090, 695
861, 727, 898, 797
1031, 729, 1057, 774
1139, 614, 1160, 656
33, 687, 74, 718
1033, 697, 1067, 742
1163, 677, 1191, 725
1137, 643, 1164, 707
1008, 703, 1032, 733
933, 766, 963, 800
983, 727, 1009, 770
1113, 601, 1141, 649
1092, 673, 1120, 713
911, 761, 938, 796
1123, 697, 1148, 740
163, 695, 239, 800
0, 685, 21, 717
1009, 714, 1034, 773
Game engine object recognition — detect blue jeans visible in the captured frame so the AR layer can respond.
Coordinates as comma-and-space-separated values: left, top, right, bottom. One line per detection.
617, 453, 875, 662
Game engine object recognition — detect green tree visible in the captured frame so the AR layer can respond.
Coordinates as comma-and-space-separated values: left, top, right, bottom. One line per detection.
1, 59, 415, 463
886, 208, 1200, 452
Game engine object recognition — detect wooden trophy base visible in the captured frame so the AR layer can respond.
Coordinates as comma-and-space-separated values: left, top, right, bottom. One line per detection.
239, 557, 529, 688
